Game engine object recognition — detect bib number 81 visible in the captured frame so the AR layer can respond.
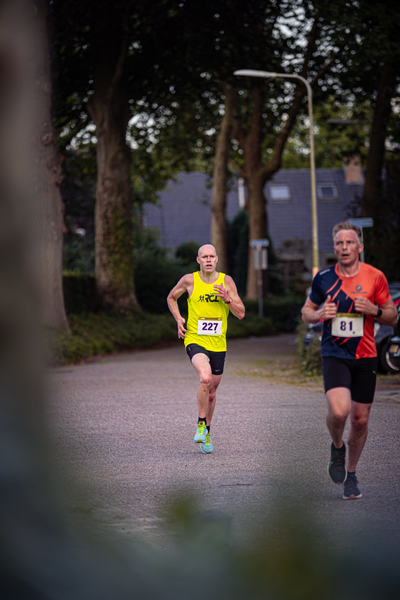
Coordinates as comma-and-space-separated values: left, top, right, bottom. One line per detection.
332, 314, 364, 338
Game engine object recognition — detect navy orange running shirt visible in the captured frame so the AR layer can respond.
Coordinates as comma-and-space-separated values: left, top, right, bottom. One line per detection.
309, 263, 391, 359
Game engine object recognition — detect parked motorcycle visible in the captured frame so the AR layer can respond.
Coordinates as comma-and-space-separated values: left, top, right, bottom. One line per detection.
375, 287, 400, 374
385, 334, 400, 373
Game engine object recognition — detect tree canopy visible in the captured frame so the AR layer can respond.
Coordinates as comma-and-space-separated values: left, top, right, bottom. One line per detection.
48, 0, 400, 299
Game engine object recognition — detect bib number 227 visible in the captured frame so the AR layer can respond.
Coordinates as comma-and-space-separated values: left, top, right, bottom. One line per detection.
197, 319, 222, 336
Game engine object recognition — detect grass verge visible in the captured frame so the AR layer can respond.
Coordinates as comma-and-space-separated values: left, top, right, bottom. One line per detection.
234, 356, 400, 398
234, 357, 325, 393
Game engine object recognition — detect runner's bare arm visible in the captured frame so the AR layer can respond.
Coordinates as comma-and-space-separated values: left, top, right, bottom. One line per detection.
214, 276, 245, 320
354, 296, 398, 327
301, 295, 337, 324
167, 274, 193, 338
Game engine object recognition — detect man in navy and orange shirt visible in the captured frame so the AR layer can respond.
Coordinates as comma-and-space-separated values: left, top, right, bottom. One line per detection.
302, 222, 398, 499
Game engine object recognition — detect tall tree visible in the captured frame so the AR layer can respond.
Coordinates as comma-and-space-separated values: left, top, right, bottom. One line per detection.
30, 0, 70, 330
87, 8, 138, 308
129, 0, 351, 297
230, 2, 351, 297
326, 0, 400, 268
127, 0, 292, 277
50, 0, 141, 309
362, 64, 397, 220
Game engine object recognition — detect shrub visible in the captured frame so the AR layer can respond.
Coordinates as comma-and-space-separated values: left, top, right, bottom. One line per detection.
227, 313, 275, 338
47, 308, 277, 365
301, 335, 323, 375
134, 257, 186, 314
63, 273, 97, 314
63, 234, 95, 273
132, 225, 188, 313
245, 296, 304, 333
296, 320, 322, 375
46, 311, 179, 365
175, 242, 199, 267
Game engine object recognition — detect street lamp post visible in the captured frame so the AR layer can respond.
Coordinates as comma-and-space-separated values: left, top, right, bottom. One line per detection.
234, 69, 319, 277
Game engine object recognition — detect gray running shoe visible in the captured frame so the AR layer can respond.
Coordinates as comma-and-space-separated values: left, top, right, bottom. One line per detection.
343, 473, 362, 500
328, 443, 347, 484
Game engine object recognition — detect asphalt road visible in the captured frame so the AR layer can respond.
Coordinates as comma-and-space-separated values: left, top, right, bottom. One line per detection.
47, 334, 400, 554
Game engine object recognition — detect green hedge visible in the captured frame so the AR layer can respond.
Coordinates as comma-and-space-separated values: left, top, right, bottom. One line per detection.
63, 273, 303, 332
227, 313, 275, 338
244, 296, 304, 333
57, 274, 302, 365
46, 311, 178, 365
134, 257, 186, 314
46, 310, 276, 365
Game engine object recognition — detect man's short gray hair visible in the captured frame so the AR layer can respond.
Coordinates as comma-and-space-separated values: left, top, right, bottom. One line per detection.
332, 221, 363, 243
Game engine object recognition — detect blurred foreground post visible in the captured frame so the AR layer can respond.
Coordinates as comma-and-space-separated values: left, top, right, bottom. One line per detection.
0, 2, 130, 597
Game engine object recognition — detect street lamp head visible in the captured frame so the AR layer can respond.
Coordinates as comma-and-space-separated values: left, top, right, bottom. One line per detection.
233, 69, 278, 78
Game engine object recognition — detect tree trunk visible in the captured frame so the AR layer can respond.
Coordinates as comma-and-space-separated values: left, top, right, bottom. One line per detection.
235, 87, 269, 299
233, 78, 309, 299
88, 45, 139, 309
245, 171, 268, 299
210, 84, 235, 273
362, 64, 397, 220
30, 0, 70, 331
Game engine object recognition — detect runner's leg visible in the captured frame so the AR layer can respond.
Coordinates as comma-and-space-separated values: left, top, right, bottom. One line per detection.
326, 387, 351, 448
206, 374, 222, 426
347, 401, 372, 472
191, 353, 212, 420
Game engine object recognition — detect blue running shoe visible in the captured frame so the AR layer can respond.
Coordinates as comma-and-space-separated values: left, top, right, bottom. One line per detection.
200, 431, 213, 454
343, 473, 362, 500
194, 420, 207, 443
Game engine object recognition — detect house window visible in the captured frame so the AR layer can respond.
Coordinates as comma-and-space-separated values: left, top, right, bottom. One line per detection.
318, 183, 338, 200
268, 184, 291, 202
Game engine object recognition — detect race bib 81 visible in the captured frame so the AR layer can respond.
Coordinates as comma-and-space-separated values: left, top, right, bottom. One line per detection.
331, 313, 364, 338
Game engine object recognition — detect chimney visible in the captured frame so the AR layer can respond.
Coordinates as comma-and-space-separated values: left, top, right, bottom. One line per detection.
343, 154, 363, 184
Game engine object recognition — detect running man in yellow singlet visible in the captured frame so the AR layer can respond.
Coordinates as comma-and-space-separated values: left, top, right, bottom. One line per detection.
167, 244, 245, 454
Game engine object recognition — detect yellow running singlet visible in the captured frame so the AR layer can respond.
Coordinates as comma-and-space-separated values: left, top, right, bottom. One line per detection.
184, 271, 230, 352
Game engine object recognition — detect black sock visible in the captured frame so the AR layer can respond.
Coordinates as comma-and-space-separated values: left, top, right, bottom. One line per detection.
347, 471, 355, 476
207, 425, 210, 433
198, 417, 206, 424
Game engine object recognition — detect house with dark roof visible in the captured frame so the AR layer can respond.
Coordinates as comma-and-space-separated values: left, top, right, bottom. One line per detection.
143, 157, 364, 283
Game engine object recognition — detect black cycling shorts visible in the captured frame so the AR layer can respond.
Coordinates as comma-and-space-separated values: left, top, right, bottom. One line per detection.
186, 343, 226, 375
322, 356, 378, 404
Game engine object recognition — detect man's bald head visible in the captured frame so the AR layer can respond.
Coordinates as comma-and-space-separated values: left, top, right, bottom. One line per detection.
198, 244, 217, 258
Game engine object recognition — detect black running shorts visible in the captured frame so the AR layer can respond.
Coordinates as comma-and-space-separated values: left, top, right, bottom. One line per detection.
186, 343, 226, 375
322, 356, 378, 404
